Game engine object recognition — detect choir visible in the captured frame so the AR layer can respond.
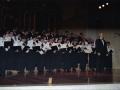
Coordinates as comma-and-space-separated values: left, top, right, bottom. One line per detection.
0, 29, 114, 75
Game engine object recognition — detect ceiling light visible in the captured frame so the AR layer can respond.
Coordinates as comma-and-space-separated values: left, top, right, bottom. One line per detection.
106, 3, 109, 5
102, 4, 105, 7
99, 6, 101, 9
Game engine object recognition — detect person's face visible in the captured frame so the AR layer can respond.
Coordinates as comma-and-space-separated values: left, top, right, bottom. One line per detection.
107, 43, 110, 46
33, 37, 36, 41
17, 34, 20, 38
9, 32, 13, 37
58, 39, 62, 43
41, 39, 44, 42
99, 33, 104, 39
22, 39, 26, 43
66, 40, 69, 44
73, 41, 77, 45
43, 37, 46, 40
25, 31, 28, 35
91, 43, 94, 46
3, 34, 5, 38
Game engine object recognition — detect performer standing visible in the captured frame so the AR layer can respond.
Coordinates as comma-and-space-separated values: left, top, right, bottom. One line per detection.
105, 41, 114, 71
95, 33, 108, 74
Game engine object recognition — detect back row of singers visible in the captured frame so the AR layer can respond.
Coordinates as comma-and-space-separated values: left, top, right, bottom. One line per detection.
0, 31, 114, 75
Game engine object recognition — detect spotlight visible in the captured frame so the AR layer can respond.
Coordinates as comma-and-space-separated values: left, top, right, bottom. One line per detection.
102, 4, 105, 7
106, 3, 109, 5
98, 6, 101, 9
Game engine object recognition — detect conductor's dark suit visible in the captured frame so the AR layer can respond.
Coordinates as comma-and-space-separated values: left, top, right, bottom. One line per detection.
95, 39, 107, 73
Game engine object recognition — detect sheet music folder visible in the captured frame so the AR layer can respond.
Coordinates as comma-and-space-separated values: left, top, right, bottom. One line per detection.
13, 46, 21, 51
4, 41, 11, 48
33, 46, 41, 51
83, 49, 91, 54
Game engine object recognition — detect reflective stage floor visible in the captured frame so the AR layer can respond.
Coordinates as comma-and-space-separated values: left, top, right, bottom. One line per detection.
0, 70, 120, 90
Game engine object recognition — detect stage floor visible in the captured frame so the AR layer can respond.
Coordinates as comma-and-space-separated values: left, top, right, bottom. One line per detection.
0, 70, 120, 86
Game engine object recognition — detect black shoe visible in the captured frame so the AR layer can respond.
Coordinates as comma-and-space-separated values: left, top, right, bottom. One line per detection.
0, 73, 4, 76
29, 70, 34, 74
18, 71, 23, 74
99, 72, 104, 74
92, 68, 95, 72
47, 69, 51, 73
73, 68, 76, 72
38, 70, 44, 73
64, 69, 66, 72
81, 70, 85, 72
57, 69, 61, 72
7, 71, 13, 75
67, 69, 70, 72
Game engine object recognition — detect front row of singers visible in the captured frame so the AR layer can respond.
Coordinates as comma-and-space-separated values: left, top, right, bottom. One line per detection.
0, 35, 114, 75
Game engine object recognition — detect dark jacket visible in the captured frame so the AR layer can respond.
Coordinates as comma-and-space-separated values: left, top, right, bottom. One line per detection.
95, 39, 107, 55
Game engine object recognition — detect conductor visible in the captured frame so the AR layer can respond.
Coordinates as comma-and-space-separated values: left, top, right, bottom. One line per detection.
95, 33, 108, 74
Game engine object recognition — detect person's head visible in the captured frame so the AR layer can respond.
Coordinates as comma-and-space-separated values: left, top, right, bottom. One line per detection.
58, 30, 62, 35
71, 33, 74, 36
21, 36, 26, 43
45, 31, 50, 36
42, 30, 45, 33
0, 33, 5, 38
73, 40, 77, 45
24, 30, 29, 35
31, 29, 34, 32
90, 42, 94, 46
43, 35, 47, 40
58, 38, 62, 43
66, 39, 70, 44
9, 31, 13, 37
13, 26, 18, 32
40, 37, 44, 42
80, 32, 83, 37
32, 35, 37, 41
106, 41, 110, 46
99, 33, 104, 39
48, 37, 53, 43
16, 32, 21, 38
51, 31, 54, 34
65, 31, 69, 35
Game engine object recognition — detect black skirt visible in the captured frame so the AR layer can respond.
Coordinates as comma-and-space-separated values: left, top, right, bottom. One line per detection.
70, 51, 78, 68
14, 51, 26, 71
53, 51, 62, 69
62, 52, 71, 69
25, 50, 36, 70
37, 53, 45, 71
89, 54, 96, 68
77, 52, 87, 70
105, 54, 112, 68
0, 47, 6, 73
45, 50, 55, 70
5, 48, 15, 70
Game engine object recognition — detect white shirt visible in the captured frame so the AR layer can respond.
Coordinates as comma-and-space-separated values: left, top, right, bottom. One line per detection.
27, 40, 37, 49
0, 37, 4, 46
107, 46, 114, 52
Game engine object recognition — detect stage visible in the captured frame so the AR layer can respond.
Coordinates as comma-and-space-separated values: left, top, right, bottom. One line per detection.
0, 69, 120, 90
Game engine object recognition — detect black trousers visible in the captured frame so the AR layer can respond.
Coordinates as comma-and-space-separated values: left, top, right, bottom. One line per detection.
5, 49, 15, 70
78, 53, 87, 71
70, 51, 78, 68
54, 51, 62, 69
89, 54, 96, 68
96, 54, 106, 73
14, 51, 26, 71
45, 50, 55, 70
37, 54, 45, 71
26, 50, 36, 70
62, 52, 71, 70
0, 47, 5, 74
105, 54, 112, 69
